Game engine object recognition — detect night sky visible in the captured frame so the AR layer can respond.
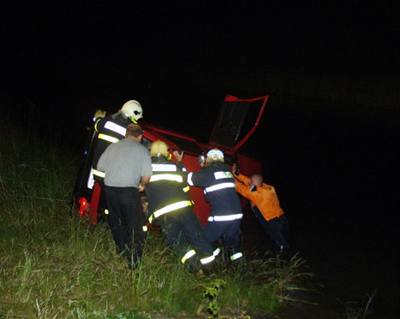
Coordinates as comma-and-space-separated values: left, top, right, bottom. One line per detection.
1, 1, 398, 116
1, 2, 399, 317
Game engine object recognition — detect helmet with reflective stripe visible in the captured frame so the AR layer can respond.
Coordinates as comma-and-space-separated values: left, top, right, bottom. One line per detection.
151, 140, 169, 158
206, 149, 224, 164
121, 100, 143, 123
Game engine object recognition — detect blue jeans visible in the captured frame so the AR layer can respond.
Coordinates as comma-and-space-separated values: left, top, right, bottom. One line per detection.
253, 207, 289, 251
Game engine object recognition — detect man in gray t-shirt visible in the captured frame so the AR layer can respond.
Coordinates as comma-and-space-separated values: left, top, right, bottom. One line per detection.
98, 124, 152, 267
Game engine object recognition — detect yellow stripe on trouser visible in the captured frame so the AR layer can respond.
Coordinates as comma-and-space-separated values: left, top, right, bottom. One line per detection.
182, 186, 190, 193
181, 249, 196, 264
149, 200, 193, 223
230, 252, 243, 261
200, 254, 215, 265
98, 133, 119, 144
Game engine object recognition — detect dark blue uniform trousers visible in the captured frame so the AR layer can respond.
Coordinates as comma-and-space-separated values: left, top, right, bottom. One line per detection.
159, 207, 214, 257
204, 219, 242, 255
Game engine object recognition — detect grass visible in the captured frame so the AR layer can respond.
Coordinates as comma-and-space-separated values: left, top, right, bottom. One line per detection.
343, 291, 376, 319
0, 121, 310, 318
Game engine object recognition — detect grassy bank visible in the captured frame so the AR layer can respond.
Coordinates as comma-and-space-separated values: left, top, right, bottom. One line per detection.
0, 122, 308, 318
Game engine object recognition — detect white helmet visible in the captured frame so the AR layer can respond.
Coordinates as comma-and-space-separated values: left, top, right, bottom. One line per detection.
206, 149, 224, 163
121, 100, 143, 123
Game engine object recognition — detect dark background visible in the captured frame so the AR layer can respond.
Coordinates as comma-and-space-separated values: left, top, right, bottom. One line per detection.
1, 1, 398, 318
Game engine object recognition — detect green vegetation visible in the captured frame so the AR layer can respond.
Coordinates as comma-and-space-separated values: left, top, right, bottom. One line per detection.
0, 121, 309, 318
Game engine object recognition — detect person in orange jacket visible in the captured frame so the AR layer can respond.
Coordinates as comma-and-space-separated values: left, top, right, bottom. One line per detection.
233, 164, 289, 252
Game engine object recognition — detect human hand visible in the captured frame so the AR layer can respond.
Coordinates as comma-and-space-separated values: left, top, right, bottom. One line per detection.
173, 150, 184, 162
93, 109, 107, 120
232, 163, 240, 175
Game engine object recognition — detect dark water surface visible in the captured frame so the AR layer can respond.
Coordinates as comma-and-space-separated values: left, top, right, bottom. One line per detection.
241, 98, 398, 318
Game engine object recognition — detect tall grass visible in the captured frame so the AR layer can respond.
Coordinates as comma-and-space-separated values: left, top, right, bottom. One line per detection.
0, 121, 309, 318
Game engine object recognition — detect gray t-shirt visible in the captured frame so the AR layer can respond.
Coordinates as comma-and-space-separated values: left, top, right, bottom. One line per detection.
97, 139, 152, 188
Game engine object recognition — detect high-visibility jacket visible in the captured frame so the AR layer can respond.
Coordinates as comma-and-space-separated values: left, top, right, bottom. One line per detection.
91, 112, 131, 181
188, 163, 242, 222
234, 174, 284, 221
145, 157, 192, 222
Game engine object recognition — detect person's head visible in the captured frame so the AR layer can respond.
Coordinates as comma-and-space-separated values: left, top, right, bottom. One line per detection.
205, 149, 224, 166
150, 140, 169, 159
120, 100, 143, 123
125, 124, 143, 142
250, 174, 263, 187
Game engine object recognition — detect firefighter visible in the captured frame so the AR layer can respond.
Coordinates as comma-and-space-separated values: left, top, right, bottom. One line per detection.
185, 149, 244, 263
86, 100, 143, 223
233, 165, 289, 252
91, 100, 143, 183
145, 140, 217, 268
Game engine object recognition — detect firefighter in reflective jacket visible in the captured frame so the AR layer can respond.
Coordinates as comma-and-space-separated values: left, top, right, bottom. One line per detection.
145, 141, 217, 267
90, 100, 144, 185
186, 149, 244, 262
85, 100, 143, 224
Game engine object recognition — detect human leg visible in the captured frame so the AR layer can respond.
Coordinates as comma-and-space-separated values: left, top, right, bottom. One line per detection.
105, 187, 125, 253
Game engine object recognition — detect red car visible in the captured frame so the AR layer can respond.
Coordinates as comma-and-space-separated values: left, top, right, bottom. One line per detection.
74, 94, 269, 224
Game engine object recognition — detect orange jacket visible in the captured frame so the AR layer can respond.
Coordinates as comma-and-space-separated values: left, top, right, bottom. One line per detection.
235, 174, 284, 221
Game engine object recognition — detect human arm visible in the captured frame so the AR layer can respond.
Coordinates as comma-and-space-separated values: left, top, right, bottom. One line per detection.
232, 163, 251, 184
139, 176, 151, 191
96, 145, 110, 171
140, 148, 153, 188
93, 113, 107, 132
187, 169, 208, 188
235, 178, 252, 200
173, 150, 184, 163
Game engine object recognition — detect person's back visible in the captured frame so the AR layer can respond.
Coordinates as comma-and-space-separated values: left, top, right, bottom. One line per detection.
189, 162, 242, 220
99, 138, 150, 188
97, 124, 152, 267
235, 173, 284, 221
145, 156, 189, 216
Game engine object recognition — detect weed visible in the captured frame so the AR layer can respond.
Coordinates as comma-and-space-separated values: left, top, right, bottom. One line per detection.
0, 121, 308, 318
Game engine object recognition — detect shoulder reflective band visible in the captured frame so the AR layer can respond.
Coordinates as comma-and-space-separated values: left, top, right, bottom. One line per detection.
104, 121, 126, 136
230, 252, 243, 261
182, 186, 190, 193
204, 182, 236, 193
181, 249, 196, 264
214, 171, 233, 180
200, 254, 216, 265
92, 168, 105, 178
98, 133, 119, 144
153, 200, 193, 219
208, 214, 243, 222
149, 174, 183, 183
104, 209, 109, 215
151, 164, 177, 172
213, 248, 221, 256
187, 172, 194, 186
